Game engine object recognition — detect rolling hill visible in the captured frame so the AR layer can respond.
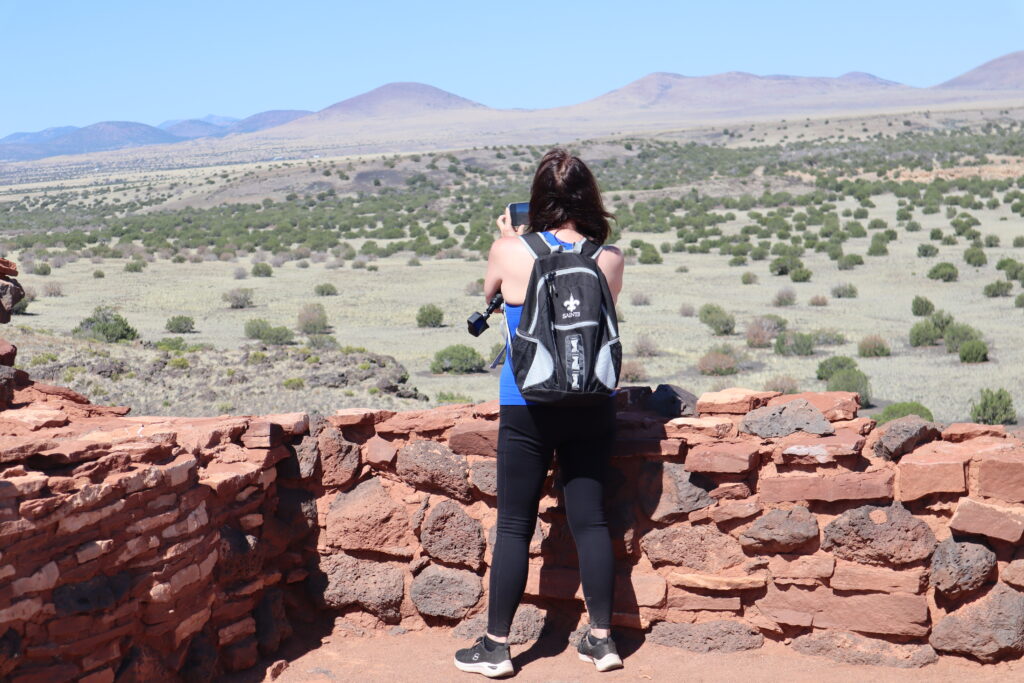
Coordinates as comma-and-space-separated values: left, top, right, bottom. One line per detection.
936, 50, 1024, 90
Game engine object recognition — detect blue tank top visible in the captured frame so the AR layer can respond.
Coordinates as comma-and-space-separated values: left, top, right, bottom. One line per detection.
499, 231, 579, 405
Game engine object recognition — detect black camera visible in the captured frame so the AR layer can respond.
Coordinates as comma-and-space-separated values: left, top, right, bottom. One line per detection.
467, 293, 504, 336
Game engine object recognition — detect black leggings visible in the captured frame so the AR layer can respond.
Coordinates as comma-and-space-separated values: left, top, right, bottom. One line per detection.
487, 401, 616, 637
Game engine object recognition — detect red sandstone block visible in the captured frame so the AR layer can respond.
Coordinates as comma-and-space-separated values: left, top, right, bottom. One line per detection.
471, 400, 500, 419
79, 670, 115, 683
758, 469, 893, 503
831, 416, 876, 435
767, 391, 860, 421
11, 664, 80, 683
897, 444, 968, 501
950, 497, 1024, 543
771, 429, 865, 465
664, 416, 735, 443
686, 440, 760, 473
830, 560, 925, 593
613, 439, 685, 458
943, 422, 1007, 442
330, 408, 395, 427
240, 420, 283, 448
975, 449, 1024, 503
813, 591, 929, 637
0, 339, 17, 367
362, 436, 397, 466
768, 553, 835, 582
710, 498, 762, 523
615, 572, 667, 608
696, 387, 779, 415
448, 419, 500, 457
264, 412, 309, 436
375, 405, 468, 435
667, 587, 742, 611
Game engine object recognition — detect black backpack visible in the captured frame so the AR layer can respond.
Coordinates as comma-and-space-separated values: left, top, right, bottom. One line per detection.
508, 232, 621, 405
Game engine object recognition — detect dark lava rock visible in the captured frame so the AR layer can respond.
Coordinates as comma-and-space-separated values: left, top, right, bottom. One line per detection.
649, 620, 764, 653
930, 538, 996, 600
420, 500, 486, 569
452, 604, 546, 645
315, 552, 405, 622
930, 583, 1024, 662
792, 630, 937, 668
740, 399, 834, 438
639, 461, 714, 523
645, 384, 698, 417
738, 506, 819, 552
396, 440, 471, 502
410, 564, 482, 620
821, 502, 937, 566
872, 415, 941, 462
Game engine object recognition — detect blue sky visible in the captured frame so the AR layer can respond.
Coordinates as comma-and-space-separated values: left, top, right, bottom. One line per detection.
1, 0, 1022, 135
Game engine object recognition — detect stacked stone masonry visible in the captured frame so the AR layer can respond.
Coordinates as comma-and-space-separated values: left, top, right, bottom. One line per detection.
3, 369, 1024, 679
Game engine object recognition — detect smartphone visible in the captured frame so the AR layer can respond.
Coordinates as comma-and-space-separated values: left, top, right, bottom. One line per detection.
508, 202, 530, 228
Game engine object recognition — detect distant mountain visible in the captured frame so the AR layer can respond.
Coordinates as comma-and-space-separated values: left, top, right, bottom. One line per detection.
158, 114, 238, 129
315, 82, 486, 119
0, 122, 181, 161
0, 126, 79, 145
224, 110, 312, 134
570, 70, 911, 113
936, 51, 1024, 90
164, 119, 228, 139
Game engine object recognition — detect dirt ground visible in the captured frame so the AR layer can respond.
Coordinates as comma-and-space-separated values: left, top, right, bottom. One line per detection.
226, 621, 1021, 683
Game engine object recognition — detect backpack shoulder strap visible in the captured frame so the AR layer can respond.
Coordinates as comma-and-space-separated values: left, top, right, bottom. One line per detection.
572, 239, 603, 261
519, 232, 559, 259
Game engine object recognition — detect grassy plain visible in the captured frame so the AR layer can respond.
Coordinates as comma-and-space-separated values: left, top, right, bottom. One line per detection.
2, 108, 1023, 422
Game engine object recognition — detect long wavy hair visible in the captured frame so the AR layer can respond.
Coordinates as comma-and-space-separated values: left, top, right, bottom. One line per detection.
526, 148, 614, 244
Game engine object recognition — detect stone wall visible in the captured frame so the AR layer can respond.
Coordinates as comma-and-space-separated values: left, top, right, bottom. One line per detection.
4, 371, 1024, 679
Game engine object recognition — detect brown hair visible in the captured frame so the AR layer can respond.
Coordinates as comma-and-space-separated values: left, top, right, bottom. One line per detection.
526, 148, 614, 244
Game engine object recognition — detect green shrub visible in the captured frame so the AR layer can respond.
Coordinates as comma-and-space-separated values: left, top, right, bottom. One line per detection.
909, 320, 941, 347
417, 303, 444, 328
764, 375, 800, 394
165, 315, 195, 334
837, 254, 863, 270
283, 378, 305, 390
436, 390, 475, 404
789, 267, 812, 282
251, 262, 273, 277
167, 356, 189, 370
769, 254, 802, 276
959, 339, 989, 363
297, 303, 330, 334
876, 402, 934, 424
741, 272, 757, 285
911, 296, 934, 317
970, 388, 1016, 425
431, 344, 485, 373
774, 331, 815, 356
964, 247, 987, 267
314, 283, 338, 296
1015, 236, 1024, 248
698, 303, 735, 335
1016, 293, 1024, 308
858, 335, 891, 357
811, 328, 845, 345
259, 325, 294, 345
983, 280, 1013, 297
928, 262, 958, 282
929, 309, 954, 334
943, 322, 981, 353
917, 244, 939, 257
831, 282, 858, 298
637, 243, 663, 264
156, 337, 187, 352
244, 318, 272, 340
72, 306, 138, 343
827, 368, 872, 406
93, 269, 105, 279
124, 260, 145, 273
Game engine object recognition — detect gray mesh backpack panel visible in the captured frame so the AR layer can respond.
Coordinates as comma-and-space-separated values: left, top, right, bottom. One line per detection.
509, 232, 620, 405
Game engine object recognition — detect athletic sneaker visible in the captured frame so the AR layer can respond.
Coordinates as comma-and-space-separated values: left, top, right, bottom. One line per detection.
577, 630, 623, 672
454, 635, 514, 678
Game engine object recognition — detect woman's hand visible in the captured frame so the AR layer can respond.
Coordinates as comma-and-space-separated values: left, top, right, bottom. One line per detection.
496, 207, 523, 238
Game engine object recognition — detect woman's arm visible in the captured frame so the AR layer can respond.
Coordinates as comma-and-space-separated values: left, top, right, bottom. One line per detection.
598, 245, 625, 304
484, 209, 523, 302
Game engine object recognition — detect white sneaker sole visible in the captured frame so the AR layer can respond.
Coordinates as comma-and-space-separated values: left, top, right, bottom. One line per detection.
579, 652, 624, 672
453, 657, 514, 678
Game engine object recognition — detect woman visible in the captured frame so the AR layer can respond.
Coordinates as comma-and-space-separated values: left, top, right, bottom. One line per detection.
454, 148, 625, 677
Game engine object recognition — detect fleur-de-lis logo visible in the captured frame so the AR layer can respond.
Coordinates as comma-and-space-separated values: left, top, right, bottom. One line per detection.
562, 293, 580, 313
